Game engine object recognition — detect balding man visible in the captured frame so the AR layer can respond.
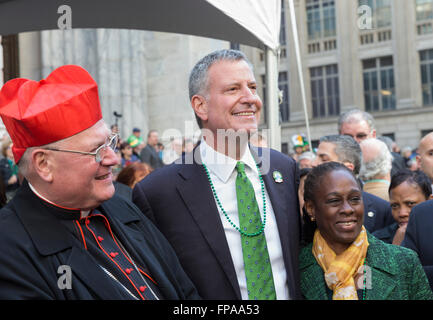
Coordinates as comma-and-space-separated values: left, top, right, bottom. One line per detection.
359, 138, 393, 201
416, 132, 433, 187
338, 109, 376, 144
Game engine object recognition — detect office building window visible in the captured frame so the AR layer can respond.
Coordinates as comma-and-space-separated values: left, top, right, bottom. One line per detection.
278, 72, 290, 123
416, 0, 433, 21
310, 64, 340, 118
280, 0, 286, 46
416, 0, 433, 34
261, 73, 290, 123
420, 49, 433, 106
306, 0, 336, 40
359, 0, 392, 28
362, 56, 395, 112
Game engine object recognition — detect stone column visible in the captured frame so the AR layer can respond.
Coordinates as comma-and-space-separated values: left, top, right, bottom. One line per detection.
392, 0, 422, 109
18, 31, 42, 80
336, 0, 364, 113
286, 0, 310, 122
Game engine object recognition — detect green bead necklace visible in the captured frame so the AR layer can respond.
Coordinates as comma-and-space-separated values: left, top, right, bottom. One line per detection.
202, 162, 267, 237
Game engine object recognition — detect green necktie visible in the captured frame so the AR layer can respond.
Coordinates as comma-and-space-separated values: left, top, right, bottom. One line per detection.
235, 161, 276, 300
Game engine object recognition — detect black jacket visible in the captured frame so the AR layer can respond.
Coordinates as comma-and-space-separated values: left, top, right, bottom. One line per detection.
362, 191, 394, 233
133, 146, 302, 300
402, 199, 433, 291
0, 181, 200, 300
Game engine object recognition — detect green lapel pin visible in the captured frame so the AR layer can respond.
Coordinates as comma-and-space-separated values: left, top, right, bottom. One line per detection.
273, 170, 283, 183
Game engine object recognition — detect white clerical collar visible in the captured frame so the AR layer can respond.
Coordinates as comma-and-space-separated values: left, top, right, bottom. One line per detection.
28, 182, 90, 218
200, 136, 258, 183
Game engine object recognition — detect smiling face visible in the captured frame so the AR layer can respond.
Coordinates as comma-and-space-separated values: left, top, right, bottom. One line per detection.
46, 120, 119, 210
305, 169, 364, 255
340, 119, 375, 144
312, 142, 339, 166
194, 59, 262, 138
389, 181, 429, 227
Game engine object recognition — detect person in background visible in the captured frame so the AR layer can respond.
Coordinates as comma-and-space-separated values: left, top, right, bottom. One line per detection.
359, 138, 392, 201
377, 136, 406, 177
126, 128, 143, 149
297, 152, 315, 169
140, 130, 165, 170
249, 132, 268, 148
119, 141, 140, 168
338, 109, 376, 144
298, 167, 311, 219
163, 138, 183, 165
373, 170, 432, 245
300, 162, 433, 300
117, 162, 153, 189
402, 146, 415, 168
416, 132, 433, 187
0, 140, 20, 201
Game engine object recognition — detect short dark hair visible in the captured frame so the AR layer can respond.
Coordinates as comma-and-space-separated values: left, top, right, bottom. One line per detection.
389, 170, 432, 200
320, 134, 362, 175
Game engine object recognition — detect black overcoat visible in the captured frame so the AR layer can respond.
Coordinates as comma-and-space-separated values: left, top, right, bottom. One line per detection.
0, 181, 200, 300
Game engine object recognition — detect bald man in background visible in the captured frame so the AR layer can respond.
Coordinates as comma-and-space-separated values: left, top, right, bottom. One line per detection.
417, 132, 433, 187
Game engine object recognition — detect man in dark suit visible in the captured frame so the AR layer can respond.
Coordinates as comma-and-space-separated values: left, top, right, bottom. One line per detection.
133, 49, 302, 300
0, 65, 198, 300
312, 134, 394, 232
402, 200, 433, 290
140, 130, 164, 170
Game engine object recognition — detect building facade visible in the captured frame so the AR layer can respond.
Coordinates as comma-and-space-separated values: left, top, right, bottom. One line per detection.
246, 0, 433, 152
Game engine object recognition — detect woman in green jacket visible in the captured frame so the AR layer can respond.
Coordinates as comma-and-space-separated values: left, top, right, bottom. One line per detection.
300, 161, 432, 300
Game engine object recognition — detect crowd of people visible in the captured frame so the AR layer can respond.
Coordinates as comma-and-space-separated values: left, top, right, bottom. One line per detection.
0, 48, 432, 301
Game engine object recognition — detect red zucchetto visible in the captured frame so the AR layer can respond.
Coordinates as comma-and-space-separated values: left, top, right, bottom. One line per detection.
0, 65, 102, 163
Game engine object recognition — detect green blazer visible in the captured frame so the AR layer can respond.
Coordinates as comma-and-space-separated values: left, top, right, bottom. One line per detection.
300, 232, 433, 300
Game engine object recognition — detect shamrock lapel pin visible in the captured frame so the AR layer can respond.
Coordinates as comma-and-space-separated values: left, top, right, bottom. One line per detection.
273, 170, 283, 183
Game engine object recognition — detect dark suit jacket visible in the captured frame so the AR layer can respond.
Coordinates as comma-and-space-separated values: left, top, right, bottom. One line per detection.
300, 232, 433, 300
132, 146, 302, 300
140, 145, 164, 170
402, 200, 433, 291
362, 191, 394, 233
0, 181, 199, 300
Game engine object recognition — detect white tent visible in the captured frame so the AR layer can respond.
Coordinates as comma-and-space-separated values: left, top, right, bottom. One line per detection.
0, 0, 310, 150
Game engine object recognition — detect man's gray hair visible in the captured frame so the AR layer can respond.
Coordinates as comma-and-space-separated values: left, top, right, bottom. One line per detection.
338, 109, 376, 134
188, 49, 253, 128
359, 138, 393, 181
320, 134, 362, 175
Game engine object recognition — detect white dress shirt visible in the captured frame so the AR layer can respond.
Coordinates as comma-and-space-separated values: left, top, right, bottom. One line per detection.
200, 137, 289, 300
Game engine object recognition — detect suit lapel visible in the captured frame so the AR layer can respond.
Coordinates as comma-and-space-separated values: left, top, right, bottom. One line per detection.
176, 157, 242, 299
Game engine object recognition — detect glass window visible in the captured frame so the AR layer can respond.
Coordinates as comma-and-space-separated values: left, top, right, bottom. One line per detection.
362, 56, 395, 111
310, 64, 340, 118
358, 0, 392, 28
306, 0, 336, 40
280, 0, 286, 46
420, 49, 433, 106
278, 72, 290, 123
416, 0, 433, 21
261, 73, 291, 123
